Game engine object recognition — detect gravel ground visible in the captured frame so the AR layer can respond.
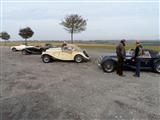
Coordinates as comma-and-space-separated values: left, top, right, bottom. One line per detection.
0, 46, 160, 120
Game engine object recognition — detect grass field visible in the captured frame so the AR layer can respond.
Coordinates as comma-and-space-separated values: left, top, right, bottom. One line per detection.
0, 41, 159, 51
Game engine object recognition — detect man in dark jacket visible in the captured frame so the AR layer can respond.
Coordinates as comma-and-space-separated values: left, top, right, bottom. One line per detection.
116, 39, 126, 76
132, 41, 143, 77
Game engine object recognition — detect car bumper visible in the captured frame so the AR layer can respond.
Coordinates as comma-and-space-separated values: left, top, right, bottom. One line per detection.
83, 57, 90, 62
97, 56, 103, 68
97, 62, 101, 68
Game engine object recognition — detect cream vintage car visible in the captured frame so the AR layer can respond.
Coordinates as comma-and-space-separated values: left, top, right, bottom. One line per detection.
41, 44, 90, 63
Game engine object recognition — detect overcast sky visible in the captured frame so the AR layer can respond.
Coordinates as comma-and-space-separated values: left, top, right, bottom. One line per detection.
1, 1, 159, 41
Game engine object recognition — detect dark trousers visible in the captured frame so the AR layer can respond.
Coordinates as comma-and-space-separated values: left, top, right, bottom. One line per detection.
117, 57, 124, 76
135, 58, 141, 77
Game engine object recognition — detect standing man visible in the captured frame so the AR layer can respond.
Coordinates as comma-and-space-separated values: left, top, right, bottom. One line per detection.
132, 41, 143, 77
116, 39, 126, 76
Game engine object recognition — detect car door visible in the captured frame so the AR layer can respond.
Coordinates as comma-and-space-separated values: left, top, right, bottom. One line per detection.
140, 51, 152, 68
59, 47, 73, 60
124, 56, 135, 69
125, 51, 152, 69
28, 47, 40, 54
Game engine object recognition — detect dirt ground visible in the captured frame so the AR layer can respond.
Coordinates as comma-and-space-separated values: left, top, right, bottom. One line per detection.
0, 46, 160, 120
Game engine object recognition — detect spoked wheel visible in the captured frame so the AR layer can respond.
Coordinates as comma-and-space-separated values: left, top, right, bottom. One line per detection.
154, 62, 160, 73
102, 60, 116, 73
74, 55, 83, 63
22, 50, 28, 55
42, 55, 51, 63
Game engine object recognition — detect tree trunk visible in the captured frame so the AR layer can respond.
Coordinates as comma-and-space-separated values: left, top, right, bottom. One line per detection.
71, 32, 73, 44
4, 40, 6, 46
25, 39, 27, 45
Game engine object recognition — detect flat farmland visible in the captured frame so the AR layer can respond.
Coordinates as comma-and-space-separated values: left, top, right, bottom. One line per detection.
0, 41, 160, 51
0, 46, 160, 120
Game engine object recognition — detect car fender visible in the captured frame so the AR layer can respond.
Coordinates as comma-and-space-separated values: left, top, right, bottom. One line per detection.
101, 56, 117, 64
16, 45, 26, 50
153, 58, 160, 64
74, 52, 90, 60
11, 46, 16, 50
41, 52, 57, 60
41, 53, 55, 59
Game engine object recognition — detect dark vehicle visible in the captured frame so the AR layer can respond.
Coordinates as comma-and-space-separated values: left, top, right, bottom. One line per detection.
98, 49, 160, 73
22, 44, 53, 55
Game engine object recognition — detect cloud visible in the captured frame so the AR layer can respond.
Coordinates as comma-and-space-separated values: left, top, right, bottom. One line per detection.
2, 2, 159, 40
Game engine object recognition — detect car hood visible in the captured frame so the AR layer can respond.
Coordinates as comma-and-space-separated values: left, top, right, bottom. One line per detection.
45, 47, 61, 52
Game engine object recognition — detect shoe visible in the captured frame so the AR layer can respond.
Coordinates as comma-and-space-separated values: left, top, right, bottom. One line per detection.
119, 75, 125, 77
133, 74, 139, 77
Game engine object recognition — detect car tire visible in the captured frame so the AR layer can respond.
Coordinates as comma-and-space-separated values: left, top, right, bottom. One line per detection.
40, 48, 45, 52
22, 50, 28, 55
102, 60, 116, 73
74, 55, 83, 63
12, 48, 16, 52
42, 55, 51, 63
154, 62, 160, 73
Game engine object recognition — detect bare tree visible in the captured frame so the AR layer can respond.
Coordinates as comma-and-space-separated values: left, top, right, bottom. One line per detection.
60, 14, 87, 43
19, 27, 34, 45
0, 32, 10, 46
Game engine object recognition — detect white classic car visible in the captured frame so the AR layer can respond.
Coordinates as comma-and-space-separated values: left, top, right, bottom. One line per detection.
11, 45, 34, 52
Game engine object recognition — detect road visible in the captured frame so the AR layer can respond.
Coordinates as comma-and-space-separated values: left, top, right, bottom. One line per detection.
0, 46, 160, 120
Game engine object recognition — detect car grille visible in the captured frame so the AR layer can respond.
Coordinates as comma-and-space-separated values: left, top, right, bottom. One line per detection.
97, 56, 103, 68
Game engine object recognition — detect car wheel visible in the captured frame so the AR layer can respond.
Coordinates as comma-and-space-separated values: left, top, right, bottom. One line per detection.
102, 60, 116, 73
22, 50, 28, 55
154, 62, 160, 73
40, 48, 45, 52
74, 55, 83, 63
12, 48, 16, 52
42, 55, 51, 63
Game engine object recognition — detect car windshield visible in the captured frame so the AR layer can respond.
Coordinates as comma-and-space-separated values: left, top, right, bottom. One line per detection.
62, 46, 73, 51
128, 49, 159, 58
128, 49, 134, 56
149, 50, 159, 57
66, 44, 81, 51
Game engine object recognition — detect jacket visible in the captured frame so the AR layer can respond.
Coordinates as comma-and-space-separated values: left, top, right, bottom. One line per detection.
132, 45, 143, 59
116, 42, 126, 59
